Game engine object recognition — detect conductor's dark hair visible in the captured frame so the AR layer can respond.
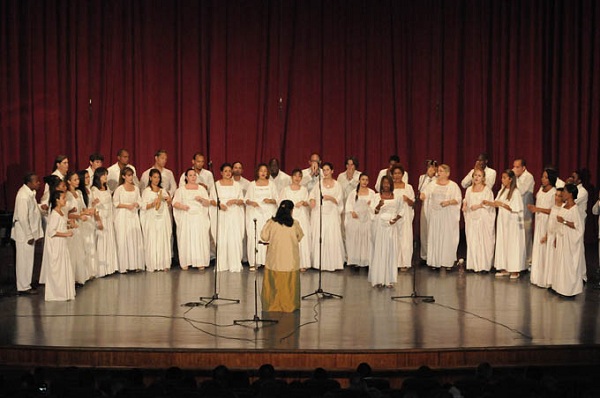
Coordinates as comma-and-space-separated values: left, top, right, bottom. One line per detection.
273, 200, 294, 227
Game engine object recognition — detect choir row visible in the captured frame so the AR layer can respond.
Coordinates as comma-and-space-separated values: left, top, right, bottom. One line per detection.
11, 150, 599, 301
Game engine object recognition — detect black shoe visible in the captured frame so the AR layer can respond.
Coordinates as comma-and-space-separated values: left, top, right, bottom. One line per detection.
19, 289, 38, 295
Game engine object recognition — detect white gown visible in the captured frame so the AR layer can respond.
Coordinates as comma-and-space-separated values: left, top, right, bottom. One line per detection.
552, 205, 585, 296
113, 185, 145, 272
245, 181, 279, 267
65, 190, 93, 284
368, 195, 402, 286
494, 188, 527, 273
141, 187, 173, 271
90, 187, 119, 277
309, 180, 345, 271
210, 181, 245, 272
394, 185, 415, 268
43, 210, 75, 301
530, 187, 556, 287
173, 185, 210, 269
544, 205, 562, 287
279, 185, 312, 269
463, 186, 495, 272
418, 174, 437, 260
423, 181, 462, 268
344, 189, 376, 267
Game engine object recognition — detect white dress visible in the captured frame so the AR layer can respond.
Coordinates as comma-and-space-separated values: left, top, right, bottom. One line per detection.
309, 180, 345, 271
463, 186, 495, 272
424, 181, 462, 268
368, 195, 402, 286
245, 181, 279, 267
279, 185, 312, 269
43, 210, 75, 301
530, 187, 557, 287
544, 205, 562, 287
173, 185, 210, 269
418, 174, 437, 260
90, 187, 119, 277
552, 205, 585, 296
141, 187, 173, 271
344, 189, 376, 267
113, 185, 145, 272
210, 181, 245, 272
494, 189, 527, 273
394, 185, 415, 268
65, 191, 93, 284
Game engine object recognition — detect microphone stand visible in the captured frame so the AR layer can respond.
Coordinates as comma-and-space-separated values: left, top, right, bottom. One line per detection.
198, 163, 240, 307
234, 218, 278, 330
302, 168, 343, 300
392, 222, 434, 303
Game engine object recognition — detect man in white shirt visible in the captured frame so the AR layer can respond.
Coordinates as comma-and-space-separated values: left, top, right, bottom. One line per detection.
107, 149, 139, 192
301, 152, 322, 193
178, 152, 214, 193
11, 172, 44, 295
140, 150, 177, 196
232, 161, 250, 195
461, 153, 496, 190
337, 156, 361, 201
569, 169, 589, 228
85, 153, 104, 189
268, 158, 291, 194
375, 155, 408, 192
513, 158, 535, 264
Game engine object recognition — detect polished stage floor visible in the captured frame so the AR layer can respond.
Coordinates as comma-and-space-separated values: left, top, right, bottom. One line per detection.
2, 263, 600, 356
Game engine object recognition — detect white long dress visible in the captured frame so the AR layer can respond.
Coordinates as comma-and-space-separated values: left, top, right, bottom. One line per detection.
173, 185, 210, 269
552, 205, 585, 296
279, 185, 312, 269
530, 187, 557, 287
309, 180, 345, 271
424, 181, 462, 268
463, 186, 495, 272
418, 174, 437, 261
394, 184, 415, 268
141, 187, 173, 271
368, 195, 402, 286
210, 181, 245, 272
494, 189, 527, 273
113, 185, 145, 272
90, 187, 119, 277
344, 189, 376, 267
544, 205, 562, 287
65, 191, 93, 284
245, 181, 279, 267
43, 210, 75, 301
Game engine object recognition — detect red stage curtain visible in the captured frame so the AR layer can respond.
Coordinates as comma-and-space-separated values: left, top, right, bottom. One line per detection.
1, 0, 599, 226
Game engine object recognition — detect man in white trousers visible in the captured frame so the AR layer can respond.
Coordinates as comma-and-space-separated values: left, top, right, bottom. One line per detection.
11, 172, 44, 295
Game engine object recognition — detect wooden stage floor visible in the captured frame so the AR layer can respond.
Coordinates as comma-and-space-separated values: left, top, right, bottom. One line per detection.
1, 262, 600, 371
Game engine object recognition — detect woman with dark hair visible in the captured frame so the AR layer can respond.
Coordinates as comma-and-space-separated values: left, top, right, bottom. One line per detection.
65, 171, 94, 284
552, 183, 585, 297
142, 168, 173, 272
42, 190, 75, 301
260, 200, 304, 312
344, 173, 375, 267
113, 167, 144, 273
245, 163, 279, 271
173, 168, 210, 270
279, 168, 311, 271
309, 162, 345, 271
485, 169, 526, 279
90, 167, 119, 277
210, 163, 245, 272
76, 169, 101, 278
392, 165, 415, 271
420, 164, 462, 270
528, 169, 558, 287
368, 176, 402, 288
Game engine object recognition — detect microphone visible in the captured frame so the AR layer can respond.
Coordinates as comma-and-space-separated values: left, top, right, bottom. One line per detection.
253, 218, 257, 222
207, 160, 213, 169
